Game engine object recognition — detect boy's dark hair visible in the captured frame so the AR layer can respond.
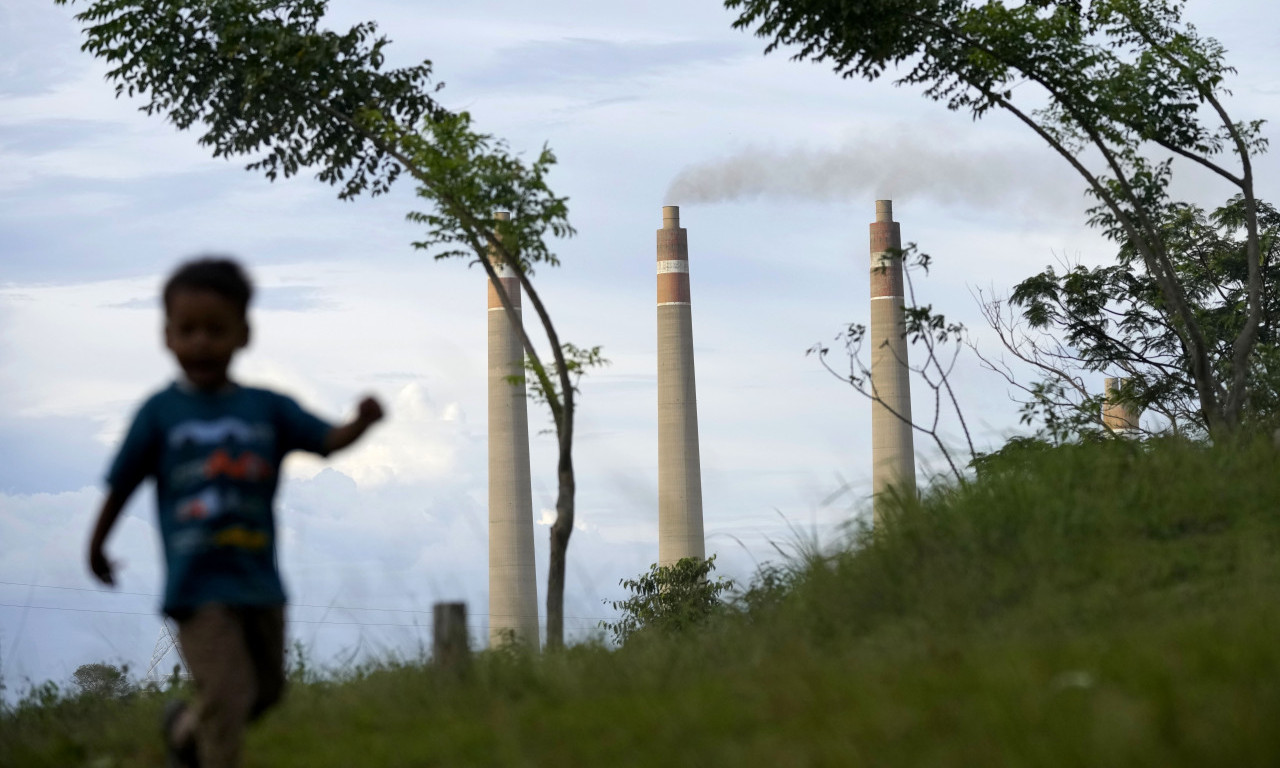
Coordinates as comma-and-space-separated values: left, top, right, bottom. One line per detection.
163, 257, 254, 317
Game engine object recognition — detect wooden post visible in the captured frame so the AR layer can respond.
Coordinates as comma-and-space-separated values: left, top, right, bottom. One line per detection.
433, 602, 470, 672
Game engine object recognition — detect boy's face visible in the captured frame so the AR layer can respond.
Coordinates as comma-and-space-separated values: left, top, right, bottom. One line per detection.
165, 289, 249, 391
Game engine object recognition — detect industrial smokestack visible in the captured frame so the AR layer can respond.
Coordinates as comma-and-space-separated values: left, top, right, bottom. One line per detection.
1102, 377, 1141, 433
657, 205, 706, 566
869, 200, 916, 523
487, 211, 539, 649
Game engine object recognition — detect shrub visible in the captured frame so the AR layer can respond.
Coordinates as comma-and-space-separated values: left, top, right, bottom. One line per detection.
603, 556, 734, 645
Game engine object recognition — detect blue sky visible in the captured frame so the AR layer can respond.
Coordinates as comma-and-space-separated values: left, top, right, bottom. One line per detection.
2, 0, 1277, 694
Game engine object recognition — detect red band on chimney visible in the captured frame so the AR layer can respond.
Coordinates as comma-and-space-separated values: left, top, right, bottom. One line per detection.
869, 220, 904, 299
657, 229, 687, 262
487, 276, 521, 310
658, 273, 691, 304
657, 225, 690, 304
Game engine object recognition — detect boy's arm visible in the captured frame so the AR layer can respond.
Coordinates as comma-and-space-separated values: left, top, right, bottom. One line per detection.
323, 396, 384, 454
88, 488, 130, 586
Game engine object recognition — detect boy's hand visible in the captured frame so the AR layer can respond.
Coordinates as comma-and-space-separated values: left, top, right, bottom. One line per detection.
356, 396, 384, 426
89, 544, 116, 587
88, 489, 128, 587
324, 395, 386, 454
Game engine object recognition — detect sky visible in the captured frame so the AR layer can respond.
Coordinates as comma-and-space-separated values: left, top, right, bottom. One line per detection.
2, 0, 1277, 696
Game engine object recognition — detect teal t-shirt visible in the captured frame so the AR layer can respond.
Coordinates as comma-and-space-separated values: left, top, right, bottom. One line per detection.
106, 383, 332, 617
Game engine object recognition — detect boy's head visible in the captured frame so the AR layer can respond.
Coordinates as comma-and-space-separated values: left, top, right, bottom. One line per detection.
163, 258, 253, 391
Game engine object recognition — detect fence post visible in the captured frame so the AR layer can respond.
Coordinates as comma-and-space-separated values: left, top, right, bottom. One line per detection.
433, 602, 470, 672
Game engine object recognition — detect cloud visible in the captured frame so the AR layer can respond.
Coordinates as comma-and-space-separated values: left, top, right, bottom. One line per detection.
0, 78, 227, 189
312, 381, 477, 488
0, 276, 170, 422
468, 38, 746, 89
108, 285, 339, 313
0, 4, 82, 98
0, 119, 126, 155
0, 414, 111, 495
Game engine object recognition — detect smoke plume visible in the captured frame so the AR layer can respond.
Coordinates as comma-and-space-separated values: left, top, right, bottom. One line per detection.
665, 131, 1087, 217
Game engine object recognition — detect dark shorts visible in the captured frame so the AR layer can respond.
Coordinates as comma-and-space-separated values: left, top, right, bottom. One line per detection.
177, 603, 286, 768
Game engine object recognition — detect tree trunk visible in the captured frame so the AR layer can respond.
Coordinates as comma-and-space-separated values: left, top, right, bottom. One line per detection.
545, 420, 576, 650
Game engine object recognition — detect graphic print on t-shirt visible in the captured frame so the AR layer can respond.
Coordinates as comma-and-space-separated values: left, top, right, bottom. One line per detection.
176, 486, 221, 521
202, 447, 273, 482
168, 416, 273, 448
166, 418, 276, 548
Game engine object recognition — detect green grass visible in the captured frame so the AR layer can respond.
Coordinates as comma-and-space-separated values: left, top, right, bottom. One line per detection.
6, 437, 1280, 766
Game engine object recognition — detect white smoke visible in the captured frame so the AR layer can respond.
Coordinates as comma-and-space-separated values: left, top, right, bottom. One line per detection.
665, 129, 1089, 217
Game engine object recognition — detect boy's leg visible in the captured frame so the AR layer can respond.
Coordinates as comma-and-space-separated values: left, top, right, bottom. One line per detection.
243, 604, 287, 720
177, 604, 257, 768
164, 699, 199, 767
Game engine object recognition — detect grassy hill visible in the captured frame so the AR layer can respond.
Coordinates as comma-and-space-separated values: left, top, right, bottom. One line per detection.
5, 437, 1280, 766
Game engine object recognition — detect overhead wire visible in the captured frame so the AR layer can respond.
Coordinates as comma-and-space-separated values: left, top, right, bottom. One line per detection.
0, 579, 614, 623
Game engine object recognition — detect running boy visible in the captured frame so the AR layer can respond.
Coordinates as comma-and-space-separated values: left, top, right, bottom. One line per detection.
87, 258, 383, 768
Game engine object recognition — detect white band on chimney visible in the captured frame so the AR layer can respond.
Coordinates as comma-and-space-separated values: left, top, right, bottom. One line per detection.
657, 260, 689, 274
495, 263, 517, 279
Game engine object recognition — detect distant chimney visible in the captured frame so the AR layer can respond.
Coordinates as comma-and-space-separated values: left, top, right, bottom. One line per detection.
657, 205, 706, 565
487, 211, 539, 649
1102, 377, 1141, 433
869, 200, 916, 523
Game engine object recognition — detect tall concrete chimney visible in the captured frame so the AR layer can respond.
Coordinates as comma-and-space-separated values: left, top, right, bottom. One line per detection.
1102, 376, 1141, 433
869, 200, 916, 523
487, 211, 539, 649
657, 205, 706, 566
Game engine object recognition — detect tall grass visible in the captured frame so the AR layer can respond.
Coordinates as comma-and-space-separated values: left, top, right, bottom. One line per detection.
5, 438, 1280, 766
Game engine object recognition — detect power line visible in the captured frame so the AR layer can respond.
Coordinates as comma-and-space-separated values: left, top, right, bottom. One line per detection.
0, 579, 154, 599
0, 602, 152, 617
0, 579, 614, 622
0, 602, 493, 630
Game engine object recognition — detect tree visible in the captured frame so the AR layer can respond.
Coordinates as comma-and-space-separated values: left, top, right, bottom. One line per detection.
56, 0, 595, 648
726, 0, 1269, 437
602, 556, 734, 645
810, 246, 979, 485
979, 196, 1280, 440
72, 662, 132, 698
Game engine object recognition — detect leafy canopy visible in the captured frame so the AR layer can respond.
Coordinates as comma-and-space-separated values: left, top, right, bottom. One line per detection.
58, 0, 441, 198
1010, 196, 1280, 437
71, 663, 132, 699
